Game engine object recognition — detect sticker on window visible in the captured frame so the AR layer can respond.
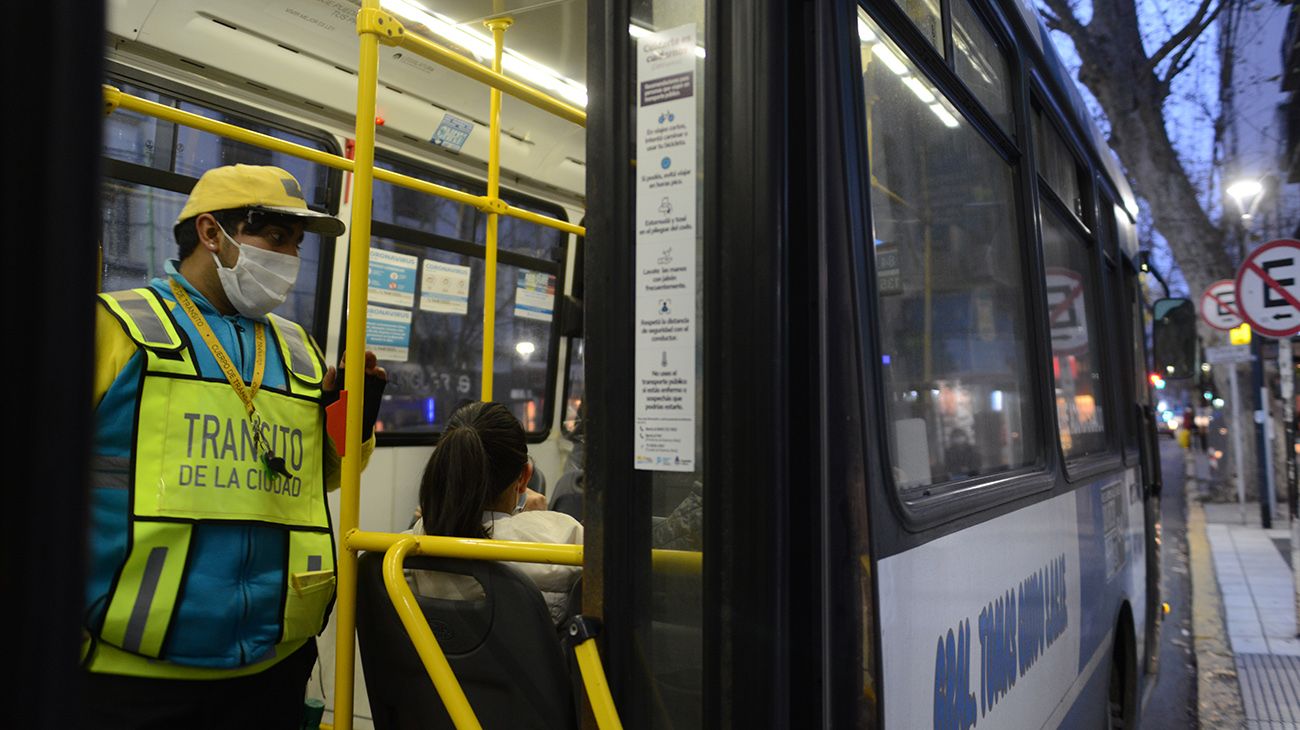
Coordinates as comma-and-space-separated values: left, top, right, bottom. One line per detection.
420, 260, 471, 315
368, 249, 418, 308
365, 305, 412, 361
514, 271, 555, 322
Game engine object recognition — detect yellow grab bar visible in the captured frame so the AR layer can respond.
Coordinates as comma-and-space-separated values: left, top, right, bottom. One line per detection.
349, 529, 701, 574
101, 86, 584, 238
569, 622, 625, 730
362, 11, 586, 128
381, 537, 483, 730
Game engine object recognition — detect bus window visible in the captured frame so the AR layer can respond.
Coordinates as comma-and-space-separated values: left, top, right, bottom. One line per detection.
891, 0, 945, 57
1041, 206, 1110, 457
562, 337, 585, 437
860, 10, 1040, 494
364, 154, 565, 440
100, 77, 336, 332
951, 0, 1013, 133
1034, 106, 1087, 222
475, 202, 568, 263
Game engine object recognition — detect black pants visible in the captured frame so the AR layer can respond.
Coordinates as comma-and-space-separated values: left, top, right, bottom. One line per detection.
81, 640, 319, 730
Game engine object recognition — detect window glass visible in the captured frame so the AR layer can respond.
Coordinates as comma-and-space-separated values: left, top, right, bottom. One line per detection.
890, 0, 944, 56
367, 237, 554, 437
100, 80, 334, 333
861, 11, 1039, 492
475, 202, 568, 262
562, 337, 585, 437
1042, 207, 1108, 457
952, 0, 1012, 133
1034, 108, 1085, 219
102, 84, 169, 169
373, 157, 479, 240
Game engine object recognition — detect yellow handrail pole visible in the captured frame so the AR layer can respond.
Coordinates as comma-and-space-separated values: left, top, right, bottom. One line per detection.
573, 639, 625, 730
103, 86, 586, 238
395, 32, 585, 127
504, 202, 586, 237
480, 17, 512, 402
348, 529, 700, 575
333, 4, 386, 729
382, 537, 483, 730
349, 529, 584, 565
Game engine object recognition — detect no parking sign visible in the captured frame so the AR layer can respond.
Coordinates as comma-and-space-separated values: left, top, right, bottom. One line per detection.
1235, 239, 1300, 338
1200, 279, 1243, 331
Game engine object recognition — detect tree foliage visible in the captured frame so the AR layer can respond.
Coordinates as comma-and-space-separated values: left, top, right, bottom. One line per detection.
1038, 0, 1233, 301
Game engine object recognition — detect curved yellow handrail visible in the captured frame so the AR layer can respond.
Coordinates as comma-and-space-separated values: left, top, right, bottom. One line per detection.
381, 537, 483, 730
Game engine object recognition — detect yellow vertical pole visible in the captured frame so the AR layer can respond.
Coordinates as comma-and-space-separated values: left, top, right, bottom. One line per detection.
334, 3, 384, 729
480, 17, 512, 402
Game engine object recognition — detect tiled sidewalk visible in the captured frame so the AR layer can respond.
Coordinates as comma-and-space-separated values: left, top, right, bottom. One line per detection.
1204, 502, 1300, 728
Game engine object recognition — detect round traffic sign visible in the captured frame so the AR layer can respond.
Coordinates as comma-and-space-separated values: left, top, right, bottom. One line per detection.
1045, 267, 1088, 354
1235, 239, 1300, 338
1199, 279, 1243, 331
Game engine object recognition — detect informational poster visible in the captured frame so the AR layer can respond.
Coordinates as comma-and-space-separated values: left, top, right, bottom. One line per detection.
514, 271, 556, 322
634, 24, 698, 472
420, 260, 471, 314
368, 249, 418, 308
365, 304, 412, 361
431, 112, 474, 152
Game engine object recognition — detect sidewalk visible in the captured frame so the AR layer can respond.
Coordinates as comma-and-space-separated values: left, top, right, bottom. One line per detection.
1190, 450, 1300, 728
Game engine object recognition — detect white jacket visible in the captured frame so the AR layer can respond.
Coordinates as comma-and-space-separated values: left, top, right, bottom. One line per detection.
407, 511, 583, 625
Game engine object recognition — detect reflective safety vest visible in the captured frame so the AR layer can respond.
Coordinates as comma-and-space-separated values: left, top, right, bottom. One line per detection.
89, 287, 335, 676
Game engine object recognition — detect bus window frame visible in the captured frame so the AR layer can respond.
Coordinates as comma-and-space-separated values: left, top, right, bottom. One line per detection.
1119, 258, 1146, 466
560, 235, 585, 441
864, 1, 1019, 156
343, 148, 570, 446
1028, 80, 1124, 480
100, 64, 343, 347
858, 2, 1063, 530
1096, 184, 1144, 465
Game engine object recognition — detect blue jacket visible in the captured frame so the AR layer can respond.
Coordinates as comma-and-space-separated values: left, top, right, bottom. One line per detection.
87, 262, 355, 672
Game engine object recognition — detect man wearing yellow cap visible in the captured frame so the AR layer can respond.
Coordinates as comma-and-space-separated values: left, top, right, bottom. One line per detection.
83, 164, 385, 726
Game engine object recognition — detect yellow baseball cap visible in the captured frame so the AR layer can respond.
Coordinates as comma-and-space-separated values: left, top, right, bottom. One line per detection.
175, 164, 345, 237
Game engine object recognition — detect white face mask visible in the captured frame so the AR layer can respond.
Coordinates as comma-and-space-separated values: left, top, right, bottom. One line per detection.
211, 224, 300, 318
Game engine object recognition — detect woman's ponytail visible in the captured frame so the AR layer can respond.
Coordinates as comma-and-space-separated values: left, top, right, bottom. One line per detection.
418, 401, 529, 539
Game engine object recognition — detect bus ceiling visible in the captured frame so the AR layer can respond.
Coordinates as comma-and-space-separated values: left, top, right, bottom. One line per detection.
106, 0, 587, 198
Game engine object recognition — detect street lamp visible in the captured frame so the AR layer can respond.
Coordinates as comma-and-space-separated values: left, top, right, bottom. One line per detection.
1227, 177, 1265, 221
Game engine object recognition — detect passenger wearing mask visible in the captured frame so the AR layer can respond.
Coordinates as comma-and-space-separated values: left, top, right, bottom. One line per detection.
407, 401, 582, 625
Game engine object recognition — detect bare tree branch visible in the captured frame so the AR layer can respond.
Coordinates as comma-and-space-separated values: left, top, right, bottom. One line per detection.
1039, 0, 1085, 37
1163, 46, 1200, 88
1146, 0, 1224, 75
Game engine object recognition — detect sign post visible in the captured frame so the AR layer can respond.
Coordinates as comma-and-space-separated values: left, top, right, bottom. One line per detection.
1233, 239, 1300, 632
1208, 344, 1256, 524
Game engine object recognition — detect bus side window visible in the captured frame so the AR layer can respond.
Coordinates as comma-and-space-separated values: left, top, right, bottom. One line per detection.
364, 153, 567, 441
859, 10, 1040, 498
101, 77, 338, 334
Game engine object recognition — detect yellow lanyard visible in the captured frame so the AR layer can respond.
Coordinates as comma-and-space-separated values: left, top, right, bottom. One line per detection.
169, 279, 266, 416
169, 279, 295, 478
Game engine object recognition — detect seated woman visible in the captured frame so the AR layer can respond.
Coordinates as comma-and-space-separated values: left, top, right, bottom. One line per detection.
407, 400, 582, 625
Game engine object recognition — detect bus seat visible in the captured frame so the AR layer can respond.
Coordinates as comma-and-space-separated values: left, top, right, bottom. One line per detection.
551, 492, 583, 521
527, 456, 547, 495
355, 551, 578, 730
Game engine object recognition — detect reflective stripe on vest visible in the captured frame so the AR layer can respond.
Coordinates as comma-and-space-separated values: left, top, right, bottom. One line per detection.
268, 314, 324, 395
100, 522, 192, 657
94, 289, 334, 669
99, 289, 198, 377
99, 289, 184, 351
